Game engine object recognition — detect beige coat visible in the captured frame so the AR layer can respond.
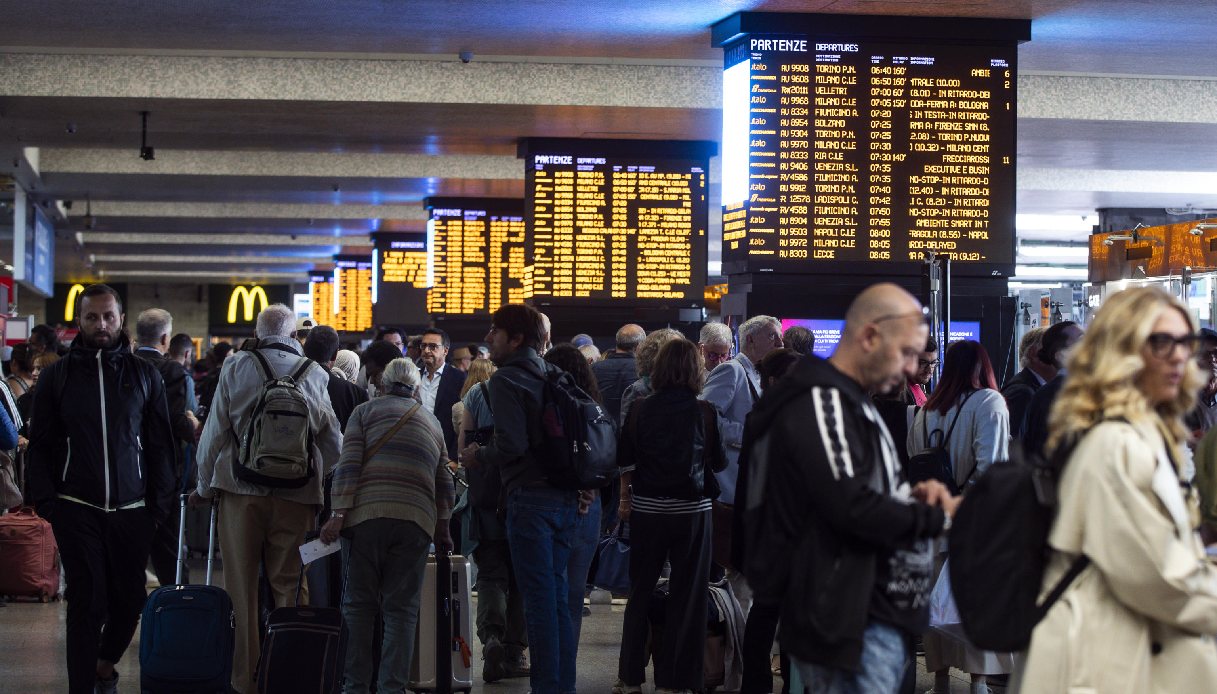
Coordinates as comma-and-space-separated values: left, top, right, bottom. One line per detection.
1019, 419, 1217, 693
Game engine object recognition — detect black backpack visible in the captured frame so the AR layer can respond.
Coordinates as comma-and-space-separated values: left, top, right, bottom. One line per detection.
908, 390, 976, 494
510, 359, 618, 490
947, 434, 1091, 652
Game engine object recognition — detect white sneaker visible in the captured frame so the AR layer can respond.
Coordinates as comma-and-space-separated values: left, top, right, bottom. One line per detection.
611, 679, 641, 694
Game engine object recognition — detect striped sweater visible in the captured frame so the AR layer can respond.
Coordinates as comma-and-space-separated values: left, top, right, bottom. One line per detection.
330, 394, 454, 536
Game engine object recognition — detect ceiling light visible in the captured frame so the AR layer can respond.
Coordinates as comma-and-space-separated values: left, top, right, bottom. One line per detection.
1012, 265, 1088, 281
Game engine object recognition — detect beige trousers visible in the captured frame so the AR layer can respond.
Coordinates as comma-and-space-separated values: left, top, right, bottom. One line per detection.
217, 493, 315, 694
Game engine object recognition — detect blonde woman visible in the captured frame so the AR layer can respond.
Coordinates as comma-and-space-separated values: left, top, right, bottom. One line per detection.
1020, 286, 1217, 692
454, 358, 497, 453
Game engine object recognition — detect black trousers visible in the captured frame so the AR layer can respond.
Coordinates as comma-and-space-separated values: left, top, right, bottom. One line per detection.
741, 600, 790, 694
50, 501, 156, 694
618, 508, 712, 691
148, 503, 186, 586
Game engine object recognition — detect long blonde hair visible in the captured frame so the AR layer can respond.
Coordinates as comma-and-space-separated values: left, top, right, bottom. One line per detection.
459, 358, 497, 399
1048, 285, 1202, 450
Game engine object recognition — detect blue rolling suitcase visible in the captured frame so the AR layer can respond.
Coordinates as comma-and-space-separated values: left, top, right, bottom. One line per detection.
140, 494, 235, 694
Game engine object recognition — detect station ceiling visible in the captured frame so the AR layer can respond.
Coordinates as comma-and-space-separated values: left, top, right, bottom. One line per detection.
2, 0, 1216, 283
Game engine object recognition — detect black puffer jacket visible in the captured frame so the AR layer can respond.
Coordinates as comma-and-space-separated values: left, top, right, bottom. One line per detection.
27, 332, 176, 521
620, 388, 725, 500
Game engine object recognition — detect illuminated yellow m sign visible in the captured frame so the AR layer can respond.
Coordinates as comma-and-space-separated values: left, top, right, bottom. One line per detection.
64, 283, 86, 322
227, 285, 269, 324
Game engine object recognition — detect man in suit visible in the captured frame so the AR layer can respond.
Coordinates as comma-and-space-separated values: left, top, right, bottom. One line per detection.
418, 328, 468, 461
1001, 327, 1052, 438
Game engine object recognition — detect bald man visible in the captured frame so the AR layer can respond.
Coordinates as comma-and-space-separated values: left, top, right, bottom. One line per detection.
737, 283, 958, 693
592, 323, 646, 423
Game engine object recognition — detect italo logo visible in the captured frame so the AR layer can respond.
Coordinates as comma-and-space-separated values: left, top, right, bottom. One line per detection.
64, 283, 86, 322
227, 285, 269, 324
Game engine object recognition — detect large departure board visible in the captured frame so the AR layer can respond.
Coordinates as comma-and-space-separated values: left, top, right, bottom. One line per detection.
713, 13, 1029, 277
424, 198, 527, 315
310, 256, 373, 333
519, 138, 715, 305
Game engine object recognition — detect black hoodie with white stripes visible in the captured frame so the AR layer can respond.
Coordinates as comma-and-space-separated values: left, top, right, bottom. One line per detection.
739, 355, 946, 673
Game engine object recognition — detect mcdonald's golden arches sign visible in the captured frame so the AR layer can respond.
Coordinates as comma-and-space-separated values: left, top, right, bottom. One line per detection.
208, 284, 291, 330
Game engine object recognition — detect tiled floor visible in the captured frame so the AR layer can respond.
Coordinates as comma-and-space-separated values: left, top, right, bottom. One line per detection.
0, 562, 990, 693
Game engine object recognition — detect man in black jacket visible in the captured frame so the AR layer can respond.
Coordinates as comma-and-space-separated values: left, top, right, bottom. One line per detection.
26, 284, 176, 694
304, 325, 368, 433
740, 283, 955, 693
1020, 320, 1084, 459
593, 323, 644, 423
133, 308, 197, 587
460, 304, 578, 694
1001, 327, 1052, 439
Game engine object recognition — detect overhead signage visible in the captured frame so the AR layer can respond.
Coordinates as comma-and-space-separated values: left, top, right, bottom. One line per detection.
519, 138, 715, 306
206, 284, 291, 330
423, 198, 526, 316
714, 13, 1029, 277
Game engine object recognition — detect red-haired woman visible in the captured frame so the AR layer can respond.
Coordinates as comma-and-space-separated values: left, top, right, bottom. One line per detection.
908, 339, 1012, 694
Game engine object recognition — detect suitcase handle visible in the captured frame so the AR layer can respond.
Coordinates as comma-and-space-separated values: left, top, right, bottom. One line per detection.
177, 493, 219, 587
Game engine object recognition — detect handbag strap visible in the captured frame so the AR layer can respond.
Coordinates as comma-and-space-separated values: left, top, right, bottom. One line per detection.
364, 402, 421, 462
479, 381, 492, 415
932, 389, 976, 450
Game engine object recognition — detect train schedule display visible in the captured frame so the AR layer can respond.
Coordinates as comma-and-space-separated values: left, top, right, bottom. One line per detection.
519, 138, 715, 305
310, 255, 373, 333
424, 198, 527, 316
714, 13, 1029, 276
371, 231, 431, 326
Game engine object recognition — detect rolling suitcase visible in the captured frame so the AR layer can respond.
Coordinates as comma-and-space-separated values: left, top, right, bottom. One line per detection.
256, 551, 348, 694
409, 553, 474, 693
0, 506, 60, 601
140, 494, 234, 694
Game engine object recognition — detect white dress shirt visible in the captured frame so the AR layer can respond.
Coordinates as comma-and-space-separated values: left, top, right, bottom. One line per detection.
420, 362, 445, 413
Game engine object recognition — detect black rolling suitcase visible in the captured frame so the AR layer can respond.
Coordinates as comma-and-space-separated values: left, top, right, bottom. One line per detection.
140, 494, 234, 694
256, 549, 348, 694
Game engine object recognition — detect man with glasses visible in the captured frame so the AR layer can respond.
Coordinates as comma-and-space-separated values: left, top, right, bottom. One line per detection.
699, 322, 735, 372
701, 314, 783, 615
739, 284, 954, 694
909, 338, 938, 407
1186, 328, 1217, 440
418, 328, 468, 462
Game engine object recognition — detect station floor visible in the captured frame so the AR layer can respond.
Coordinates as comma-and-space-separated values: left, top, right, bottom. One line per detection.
0, 562, 993, 693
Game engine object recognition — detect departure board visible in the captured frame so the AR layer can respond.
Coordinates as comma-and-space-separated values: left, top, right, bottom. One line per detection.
519, 138, 715, 305
310, 256, 373, 333
713, 13, 1029, 276
371, 230, 431, 327
424, 198, 527, 315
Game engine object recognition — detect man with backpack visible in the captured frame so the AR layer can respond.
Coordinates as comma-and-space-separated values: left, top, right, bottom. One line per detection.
192, 303, 341, 694
740, 284, 957, 693
26, 284, 177, 694
458, 303, 589, 694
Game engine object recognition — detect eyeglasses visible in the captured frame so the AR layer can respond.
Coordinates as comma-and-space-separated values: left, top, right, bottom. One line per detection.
918, 359, 940, 369
420, 342, 445, 352
1146, 332, 1201, 359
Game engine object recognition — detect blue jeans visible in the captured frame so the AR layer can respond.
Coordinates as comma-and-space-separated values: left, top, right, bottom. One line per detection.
507, 485, 579, 694
567, 497, 601, 648
792, 621, 909, 694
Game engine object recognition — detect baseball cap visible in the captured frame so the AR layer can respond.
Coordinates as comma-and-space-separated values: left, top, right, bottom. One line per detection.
296, 317, 315, 331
